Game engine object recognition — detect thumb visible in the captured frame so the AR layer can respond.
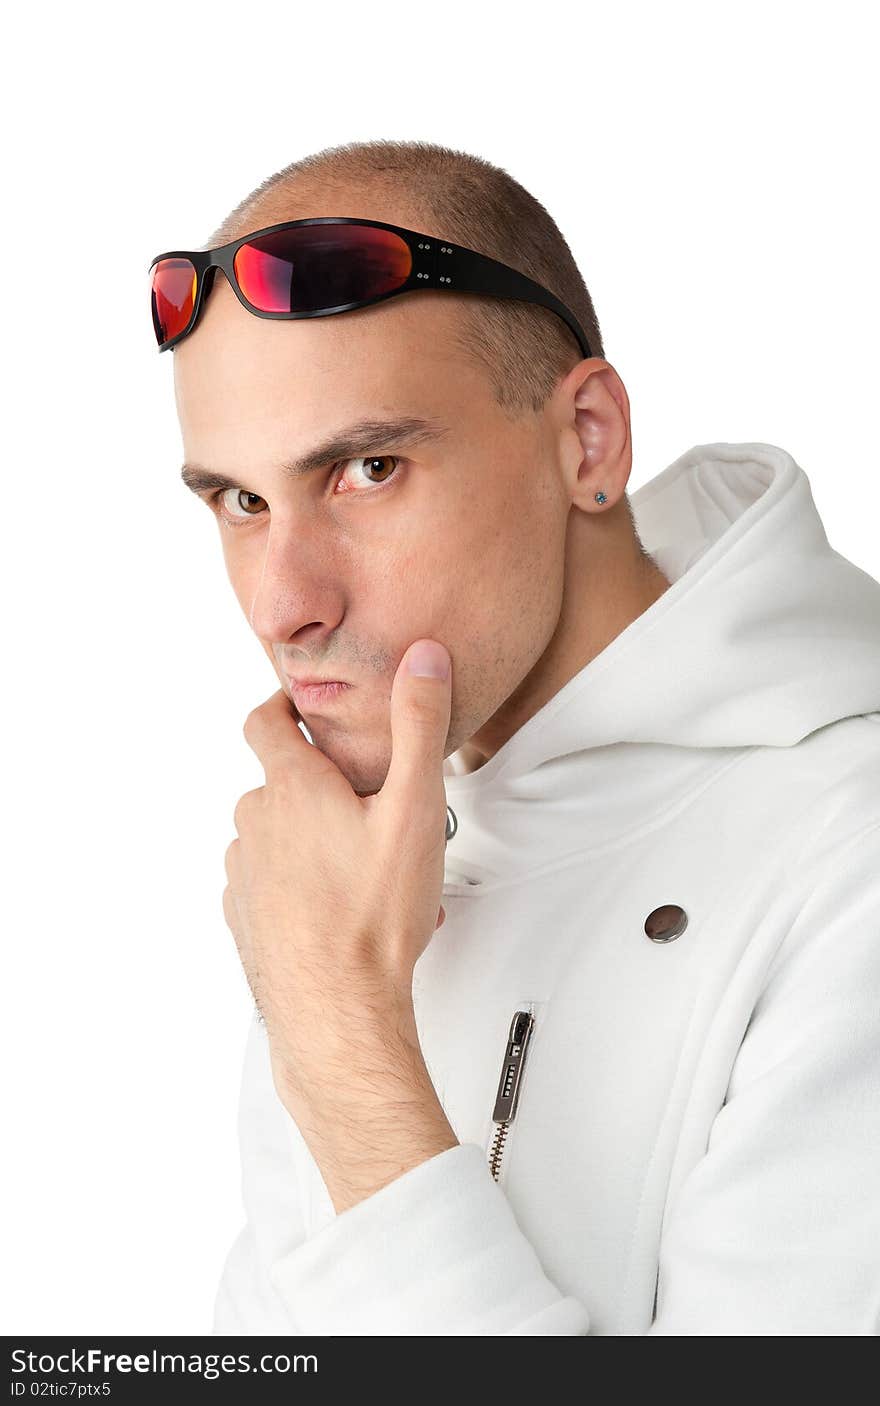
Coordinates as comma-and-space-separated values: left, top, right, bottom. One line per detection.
382, 639, 452, 810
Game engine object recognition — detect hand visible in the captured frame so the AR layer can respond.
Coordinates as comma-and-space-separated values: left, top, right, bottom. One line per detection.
222, 639, 453, 1122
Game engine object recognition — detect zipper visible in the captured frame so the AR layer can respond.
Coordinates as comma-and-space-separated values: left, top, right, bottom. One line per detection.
487, 1007, 536, 1183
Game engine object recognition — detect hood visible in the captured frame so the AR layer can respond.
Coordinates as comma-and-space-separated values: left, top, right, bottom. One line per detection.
441, 441, 880, 887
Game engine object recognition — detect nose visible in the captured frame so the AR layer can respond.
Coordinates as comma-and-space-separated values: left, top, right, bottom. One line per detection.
246, 518, 346, 646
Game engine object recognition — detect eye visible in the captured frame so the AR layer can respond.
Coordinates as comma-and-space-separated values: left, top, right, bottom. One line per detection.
211, 488, 268, 524
208, 454, 402, 527
334, 455, 402, 493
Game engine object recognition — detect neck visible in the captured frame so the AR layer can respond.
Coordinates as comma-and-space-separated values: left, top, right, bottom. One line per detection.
456, 502, 671, 773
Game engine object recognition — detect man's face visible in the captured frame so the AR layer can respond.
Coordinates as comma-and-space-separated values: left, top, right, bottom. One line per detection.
173, 273, 570, 796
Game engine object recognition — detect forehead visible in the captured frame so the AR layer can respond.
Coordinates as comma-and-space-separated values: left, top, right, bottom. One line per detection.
178, 270, 466, 380
172, 274, 479, 460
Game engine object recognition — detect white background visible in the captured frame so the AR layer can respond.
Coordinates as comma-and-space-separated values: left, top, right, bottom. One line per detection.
2, 0, 878, 1334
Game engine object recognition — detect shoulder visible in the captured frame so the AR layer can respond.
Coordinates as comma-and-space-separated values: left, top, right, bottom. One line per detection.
753, 713, 880, 876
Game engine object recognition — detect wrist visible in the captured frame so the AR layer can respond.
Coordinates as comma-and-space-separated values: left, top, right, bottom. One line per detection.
271, 1004, 429, 1118
276, 1048, 458, 1211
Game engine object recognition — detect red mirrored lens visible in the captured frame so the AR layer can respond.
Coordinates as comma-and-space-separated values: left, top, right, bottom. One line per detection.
151, 258, 197, 345
234, 224, 412, 314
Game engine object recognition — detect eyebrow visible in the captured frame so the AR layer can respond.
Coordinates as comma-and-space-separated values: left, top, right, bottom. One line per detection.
180, 415, 451, 496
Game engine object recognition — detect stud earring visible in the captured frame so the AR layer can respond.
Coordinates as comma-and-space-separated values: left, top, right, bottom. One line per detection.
594, 491, 607, 504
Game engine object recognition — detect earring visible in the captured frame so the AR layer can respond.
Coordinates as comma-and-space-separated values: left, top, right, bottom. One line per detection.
594, 491, 607, 504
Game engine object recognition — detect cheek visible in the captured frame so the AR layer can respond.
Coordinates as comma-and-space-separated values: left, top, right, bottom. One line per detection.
220, 535, 266, 621
226, 563, 253, 616
398, 488, 566, 715
478, 508, 566, 684
449, 487, 565, 627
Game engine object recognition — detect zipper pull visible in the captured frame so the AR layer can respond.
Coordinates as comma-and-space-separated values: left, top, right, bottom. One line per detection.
488, 1008, 535, 1182
492, 1009, 535, 1123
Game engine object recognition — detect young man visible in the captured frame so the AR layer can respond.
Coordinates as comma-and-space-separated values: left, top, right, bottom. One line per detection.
151, 140, 880, 1335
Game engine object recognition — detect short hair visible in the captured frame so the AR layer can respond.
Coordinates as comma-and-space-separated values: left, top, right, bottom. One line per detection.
204, 140, 651, 560
203, 138, 605, 420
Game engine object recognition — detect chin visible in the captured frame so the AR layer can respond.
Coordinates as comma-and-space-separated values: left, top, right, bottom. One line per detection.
305, 724, 390, 796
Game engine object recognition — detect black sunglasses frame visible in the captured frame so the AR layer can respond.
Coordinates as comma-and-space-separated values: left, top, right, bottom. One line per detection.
148, 215, 594, 359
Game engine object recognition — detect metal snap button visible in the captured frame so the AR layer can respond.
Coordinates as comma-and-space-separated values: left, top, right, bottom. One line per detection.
445, 804, 458, 843
645, 904, 688, 943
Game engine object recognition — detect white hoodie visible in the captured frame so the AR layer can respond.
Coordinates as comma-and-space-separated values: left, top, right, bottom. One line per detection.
212, 442, 880, 1336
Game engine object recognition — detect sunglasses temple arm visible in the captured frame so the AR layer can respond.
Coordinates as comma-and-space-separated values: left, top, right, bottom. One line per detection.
442, 249, 593, 361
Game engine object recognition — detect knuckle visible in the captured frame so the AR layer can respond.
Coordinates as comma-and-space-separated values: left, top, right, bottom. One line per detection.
270, 761, 295, 792
221, 885, 235, 929
242, 707, 262, 743
233, 786, 263, 831
406, 696, 441, 732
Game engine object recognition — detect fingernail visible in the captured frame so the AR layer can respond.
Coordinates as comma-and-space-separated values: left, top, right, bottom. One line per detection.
406, 641, 450, 679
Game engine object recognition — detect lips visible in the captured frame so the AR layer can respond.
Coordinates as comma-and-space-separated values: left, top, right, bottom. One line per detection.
286, 677, 351, 708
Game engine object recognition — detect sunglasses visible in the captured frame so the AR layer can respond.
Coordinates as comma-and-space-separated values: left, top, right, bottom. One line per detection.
148, 215, 593, 358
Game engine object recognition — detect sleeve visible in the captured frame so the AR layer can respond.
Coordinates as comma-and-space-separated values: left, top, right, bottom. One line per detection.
212, 1009, 313, 1335
267, 1140, 591, 1336
649, 819, 880, 1335
214, 1009, 589, 1336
